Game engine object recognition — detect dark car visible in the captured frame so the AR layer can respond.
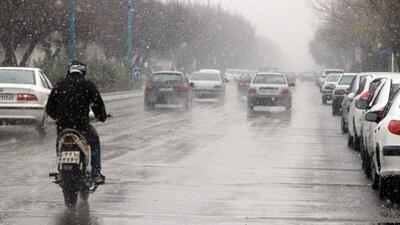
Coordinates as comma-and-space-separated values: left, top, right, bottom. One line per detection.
144, 71, 192, 110
237, 72, 254, 95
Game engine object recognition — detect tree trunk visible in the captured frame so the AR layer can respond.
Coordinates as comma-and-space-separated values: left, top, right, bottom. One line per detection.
19, 40, 38, 67
2, 42, 18, 66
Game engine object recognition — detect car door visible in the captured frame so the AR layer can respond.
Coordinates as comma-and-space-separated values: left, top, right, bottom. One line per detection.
38, 71, 52, 105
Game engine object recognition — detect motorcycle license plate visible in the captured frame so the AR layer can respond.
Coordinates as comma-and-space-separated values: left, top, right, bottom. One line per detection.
58, 151, 80, 164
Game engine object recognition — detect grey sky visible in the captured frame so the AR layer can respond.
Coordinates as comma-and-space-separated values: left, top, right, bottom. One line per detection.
194, 0, 318, 71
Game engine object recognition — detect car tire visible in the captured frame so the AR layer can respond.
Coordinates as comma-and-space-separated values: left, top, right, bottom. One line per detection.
144, 101, 155, 111
322, 95, 327, 105
347, 133, 354, 148
247, 102, 254, 113
285, 98, 292, 111
35, 114, 48, 137
360, 139, 371, 178
371, 158, 379, 190
341, 117, 348, 133
379, 177, 390, 199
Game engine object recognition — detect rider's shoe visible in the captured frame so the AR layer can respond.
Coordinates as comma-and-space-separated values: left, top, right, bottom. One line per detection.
92, 173, 105, 184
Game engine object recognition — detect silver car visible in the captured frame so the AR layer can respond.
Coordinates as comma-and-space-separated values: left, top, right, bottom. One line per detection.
0, 67, 52, 134
189, 70, 225, 100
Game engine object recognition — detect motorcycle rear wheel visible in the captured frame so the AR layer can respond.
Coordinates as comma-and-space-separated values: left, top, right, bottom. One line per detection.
80, 189, 89, 201
63, 190, 78, 208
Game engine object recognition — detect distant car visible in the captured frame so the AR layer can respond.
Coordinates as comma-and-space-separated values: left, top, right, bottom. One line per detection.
247, 72, 293, 112
284, 72, 297, 87
365, 85, 400, 199
190, 70, 225, 100
237, 72, 254, 95
359, 76, 400, 178
321, 73, 341, 104
0, 67, 52, 135
144, 71, 192, 110
331, 73, 356, 115
301, 73, 314, 81
319, 69, 344, 91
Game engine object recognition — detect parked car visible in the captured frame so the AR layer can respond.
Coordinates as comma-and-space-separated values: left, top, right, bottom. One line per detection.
321, 73, 342, 104
0, 67, 52, 135
319, 69, 344, 91
358, 76, 400, 178
189, 70, 225, 100
364, 85, 400, 199
301, 72, 314, 81
144, 71, 192, 110
237, 72, 254, 95
341, 73, 369, 133
348, 73, 394, 150
332, 73, 356, 115
247, 72, 293, 112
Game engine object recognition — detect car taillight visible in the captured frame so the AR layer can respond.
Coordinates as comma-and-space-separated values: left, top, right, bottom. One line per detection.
388, 120, 400, 135
144, 84, 153, 91
360, 91, 371, 100
281, 89, 290, 95
17, 93, 38, 102
239, 82, 246, 87
248, 88, 257, 94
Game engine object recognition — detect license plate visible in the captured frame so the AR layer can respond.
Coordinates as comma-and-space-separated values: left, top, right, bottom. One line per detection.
0, 94, 14, 102
159, 88, 173, 92
260, 90, 277, 95
58, 151, 80, 164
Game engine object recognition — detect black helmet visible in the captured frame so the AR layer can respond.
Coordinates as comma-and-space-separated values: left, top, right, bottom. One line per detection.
68, 60, 87, 75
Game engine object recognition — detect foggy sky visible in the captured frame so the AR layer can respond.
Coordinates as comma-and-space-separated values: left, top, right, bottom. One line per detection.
194, 0, 318, 71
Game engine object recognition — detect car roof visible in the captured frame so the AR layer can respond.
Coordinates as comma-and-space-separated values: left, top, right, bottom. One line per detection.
342, 73, 356, 76
199, 69, 221, 73
255, 72, 284, 75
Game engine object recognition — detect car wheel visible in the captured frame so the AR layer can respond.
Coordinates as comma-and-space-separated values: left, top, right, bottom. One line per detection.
247, 102, 254, 113
35, 114, 48, 137
371, 158, 379, 190
360, 139, 371, 177
347, 133, 354, 148
341, 117, 348, 133
145, 101, 155, 111
322, 95, 327, 105
285, 99, 292, 111
379, 177, 390, 199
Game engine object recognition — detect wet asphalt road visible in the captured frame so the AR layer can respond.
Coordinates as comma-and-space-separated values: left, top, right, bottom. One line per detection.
1, 81, 400, 225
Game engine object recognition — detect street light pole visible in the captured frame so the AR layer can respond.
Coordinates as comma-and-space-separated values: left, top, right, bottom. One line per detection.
68, 0, 77, 61
127, 0, 134, 71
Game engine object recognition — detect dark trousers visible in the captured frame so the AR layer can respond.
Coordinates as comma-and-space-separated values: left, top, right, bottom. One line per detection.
57, 125, 102, 175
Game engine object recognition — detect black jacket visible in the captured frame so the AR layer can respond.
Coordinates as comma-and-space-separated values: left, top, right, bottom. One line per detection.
46, 74, 107, 131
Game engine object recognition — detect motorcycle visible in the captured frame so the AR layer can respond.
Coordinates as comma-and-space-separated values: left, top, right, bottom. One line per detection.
49, 116, 110, 207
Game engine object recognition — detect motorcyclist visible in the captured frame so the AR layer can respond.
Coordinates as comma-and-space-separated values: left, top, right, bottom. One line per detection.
46, 60, 107, 184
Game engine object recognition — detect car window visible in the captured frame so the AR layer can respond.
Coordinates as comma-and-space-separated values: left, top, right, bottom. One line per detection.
369, 81, 385, 107
191, 73, 221, 81
152, 74, 183, 84
252, 74, 286, 85
326, 74, 341, 82
339, 75, 355, 85
39, 72, 50, 89
383, 89, 400, 119
356, 78, 367, 95
0, 70, 36, 85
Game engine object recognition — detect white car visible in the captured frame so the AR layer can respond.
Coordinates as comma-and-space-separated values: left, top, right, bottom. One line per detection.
319, 69, 344, 91
359, 76, 400, 178
247, 72, 292, 112
348, 73, 393, 150
321, 73, 342, 104
341, 73, 368, 133
331, 73, 356, 115
190, 70, 225, 100
0, 67, 52, 134
365, 86, 400, 199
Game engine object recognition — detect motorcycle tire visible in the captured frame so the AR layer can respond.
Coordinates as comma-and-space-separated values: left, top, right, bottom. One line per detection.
63, 190, 78, 208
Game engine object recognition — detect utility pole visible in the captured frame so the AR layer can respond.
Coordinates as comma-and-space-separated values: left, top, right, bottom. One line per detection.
68, 0, 77, 61
127, 0, 134, 71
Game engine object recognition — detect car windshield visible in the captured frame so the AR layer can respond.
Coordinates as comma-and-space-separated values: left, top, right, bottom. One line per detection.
252, 74, 286, 84
326, 70, 343, 75
327, 74, 341, 82
239, 74, 253, 82
339, 75, 355, 85
0, 70, 35, 85
191, 73, 221, 81
152, 74, 182, 84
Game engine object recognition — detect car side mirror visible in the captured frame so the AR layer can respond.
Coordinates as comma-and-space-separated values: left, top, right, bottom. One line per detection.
289, 82, 295, 87
347, 93, 355, 101
355, 99, 368, 110
189, 82, 195, 88
365, 111, 379, 122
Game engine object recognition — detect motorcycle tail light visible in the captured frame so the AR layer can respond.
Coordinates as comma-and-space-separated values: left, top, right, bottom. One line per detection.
248, 88, 257, 94
388, 120, 400, 135
17, 93, 38, 102
63, 135, 76, 144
